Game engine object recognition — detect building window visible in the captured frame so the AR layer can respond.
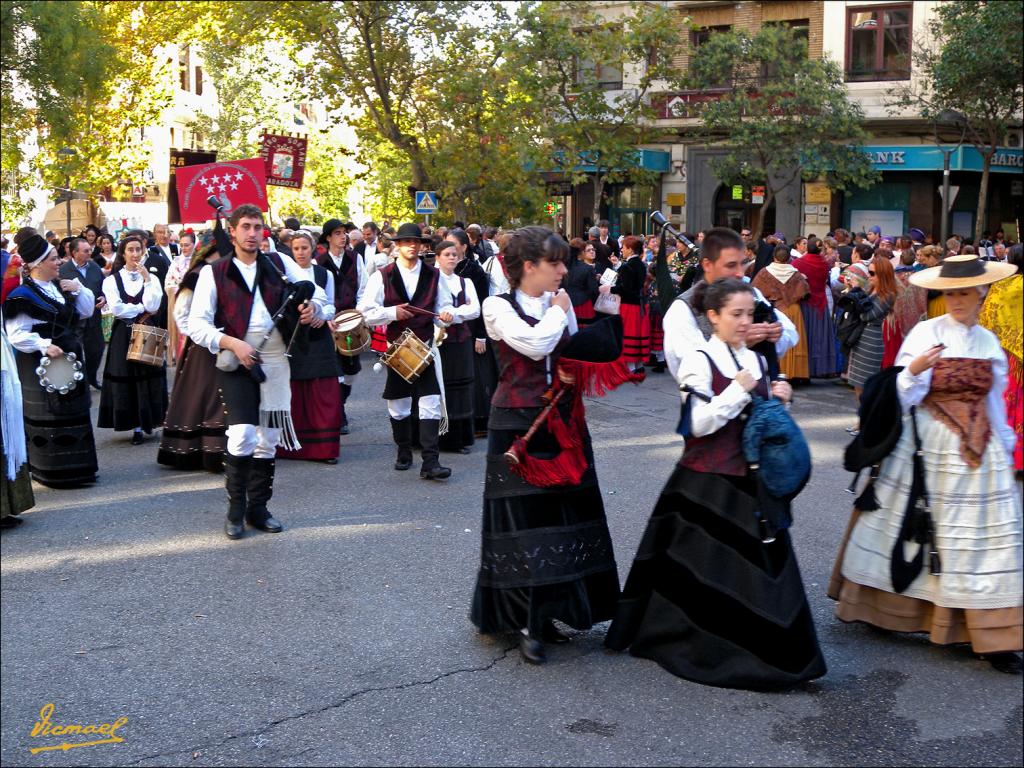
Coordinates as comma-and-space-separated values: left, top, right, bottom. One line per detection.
194, 66, 203, 96
691, 25, 731, 88
178, 47, 191, 91
761, 19, 810, 82
691, 24, 731, 49
574, 29, 623, 91
575, 56, 623, 91
846, 5, 912, 82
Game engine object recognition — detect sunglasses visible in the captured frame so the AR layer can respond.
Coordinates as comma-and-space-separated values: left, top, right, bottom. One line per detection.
868, 270, 877, 276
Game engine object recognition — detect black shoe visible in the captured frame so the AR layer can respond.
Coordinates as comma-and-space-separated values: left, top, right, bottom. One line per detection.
248, 515, 283, 533
223, 453, 252, 537
391, 417, 413, 470
420, 464, 452, 480
519, 632, 547, 664
651, 361, 666, 373
131, 431, 144, 445
339, 423, 350, 436
245, 458, 279, 529
419, 419, 451, 480
322, 458, 338, 465
633, 365, 645, 375
542, 621, 571, 644
0, 515, 24, 529
90, 380, 102, 390
984, 652, 1023, 674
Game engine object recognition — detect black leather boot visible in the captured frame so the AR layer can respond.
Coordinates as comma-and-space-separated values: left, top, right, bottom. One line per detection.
390, 417, 413, 470
339, 382, 351, 435
518, 630, 546, 664
223, 453, 251, 539
419, 419, 451, 480
245, 458, 283, 533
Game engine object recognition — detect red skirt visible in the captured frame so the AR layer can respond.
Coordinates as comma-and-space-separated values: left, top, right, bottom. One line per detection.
371, 326, 388, 353
620, 303, 650, 364
649, 308, 664, 353
1007, 356, 1023, 472
575, 299, 596, 325
276, 377, 341, 461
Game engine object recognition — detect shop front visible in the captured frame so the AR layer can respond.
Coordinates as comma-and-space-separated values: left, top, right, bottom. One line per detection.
542, 149, 669, 238
840, 145, 1023, 241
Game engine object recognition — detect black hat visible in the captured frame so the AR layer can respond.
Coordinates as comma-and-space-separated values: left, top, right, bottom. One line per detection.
322, 218, 345, 239
393, 222, 430, 243
561, 315, 624, 364
843, 366, 904, 473
283, 216, 301, 230
19, 233, 52, 267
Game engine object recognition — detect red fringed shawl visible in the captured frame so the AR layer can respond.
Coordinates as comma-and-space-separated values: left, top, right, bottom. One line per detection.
506, 358, 644, 488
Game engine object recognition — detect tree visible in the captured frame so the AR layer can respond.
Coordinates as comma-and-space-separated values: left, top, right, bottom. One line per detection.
219, 1, 546, 226
515, 1, 684, 223
684, 25, 879, 237
888, 1, 1024, 238
184, 39, 354, 225
1, 1, 215, 225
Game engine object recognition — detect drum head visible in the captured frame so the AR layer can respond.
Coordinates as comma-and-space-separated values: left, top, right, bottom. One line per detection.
334, 310, 364, 333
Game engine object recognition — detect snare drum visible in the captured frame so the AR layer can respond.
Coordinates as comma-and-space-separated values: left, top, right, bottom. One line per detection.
380, 328, 433, 383
332, 309, 371, 356
127, 324, 169, 367
36, 352, 84, 394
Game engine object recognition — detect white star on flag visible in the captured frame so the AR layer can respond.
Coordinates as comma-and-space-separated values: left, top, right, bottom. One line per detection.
218, 184, 227, 192
211, 175, 221, 185
234, 172, 243, 181
205, 187, 215, 194
229, 182, 238, 190
198, 176, 207, 186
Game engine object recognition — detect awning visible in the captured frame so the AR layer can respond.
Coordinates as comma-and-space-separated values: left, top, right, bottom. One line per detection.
861, 145, 1023, 174
539, 149, 671, 175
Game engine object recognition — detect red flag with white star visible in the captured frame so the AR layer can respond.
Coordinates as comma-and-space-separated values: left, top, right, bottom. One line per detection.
174, 158, 269, 223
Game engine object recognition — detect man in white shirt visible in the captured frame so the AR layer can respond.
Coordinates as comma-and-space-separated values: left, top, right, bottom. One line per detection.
318, 218, 367, 433
189, 204, 327, 539
663, 227, 798, 380
357, 223, 455, 480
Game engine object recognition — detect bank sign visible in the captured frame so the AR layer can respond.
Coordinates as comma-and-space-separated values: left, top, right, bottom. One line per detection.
863, 145, 1023, 173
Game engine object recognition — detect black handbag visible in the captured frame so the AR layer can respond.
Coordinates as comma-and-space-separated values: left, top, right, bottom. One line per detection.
889, 407, 941, 592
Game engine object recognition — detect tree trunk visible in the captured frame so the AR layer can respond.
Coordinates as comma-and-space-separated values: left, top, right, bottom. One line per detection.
975, 149, 993, 242
453, 195, 468, 224
592, 174, 605, 226
754, 186, 775, 241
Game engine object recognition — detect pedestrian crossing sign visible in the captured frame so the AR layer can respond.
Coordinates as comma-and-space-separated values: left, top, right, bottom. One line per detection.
415, 191, 438, 214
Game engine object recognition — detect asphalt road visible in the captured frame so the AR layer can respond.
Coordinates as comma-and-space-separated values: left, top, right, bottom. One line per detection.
1, 363, 1021, 767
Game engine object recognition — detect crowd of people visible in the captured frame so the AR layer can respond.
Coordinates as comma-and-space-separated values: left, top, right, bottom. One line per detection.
0, 210, 1020, 684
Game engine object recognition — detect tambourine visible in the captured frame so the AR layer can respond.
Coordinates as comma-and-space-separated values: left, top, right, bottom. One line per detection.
36, 352, 84, 394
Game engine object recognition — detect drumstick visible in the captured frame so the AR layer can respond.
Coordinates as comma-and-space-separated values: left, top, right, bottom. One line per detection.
401, 305, 440, 318
504, 388, 568, 466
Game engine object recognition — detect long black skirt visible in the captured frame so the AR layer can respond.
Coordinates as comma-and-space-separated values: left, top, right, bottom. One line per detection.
605, 465, 826, 691
472, 341, 498, 434
15, 350, 98, 487
470, 405, 620, 636
157, 340, 226, 471
440, 337, 474, 451
98, 319, 168, 432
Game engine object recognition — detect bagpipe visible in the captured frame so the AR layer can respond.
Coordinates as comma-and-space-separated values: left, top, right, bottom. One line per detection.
503, 315, 644, 488
206, 196, 314, 383
649, 210, 780, 379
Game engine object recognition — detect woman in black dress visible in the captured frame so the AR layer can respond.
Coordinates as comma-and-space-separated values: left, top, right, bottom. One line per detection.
471, 226, 621, 665
97, 234, 167, 444
157, 236, 226, 470
606, 277, 826, 690
3, 234, 98, 486
436, 240, 480, 453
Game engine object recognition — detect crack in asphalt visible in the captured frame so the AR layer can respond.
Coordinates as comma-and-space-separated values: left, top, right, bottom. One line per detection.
125, 644, 518, 766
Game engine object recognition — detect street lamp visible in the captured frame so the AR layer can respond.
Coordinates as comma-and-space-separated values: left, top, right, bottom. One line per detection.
931, 109, 967, 247
56, 147, 77, 236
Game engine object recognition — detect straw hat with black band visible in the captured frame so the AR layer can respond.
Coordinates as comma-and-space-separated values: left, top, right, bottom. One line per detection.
909, 254, 1016, 291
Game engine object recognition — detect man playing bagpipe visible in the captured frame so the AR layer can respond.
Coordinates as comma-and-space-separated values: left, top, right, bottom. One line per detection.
188, 205, 329, 539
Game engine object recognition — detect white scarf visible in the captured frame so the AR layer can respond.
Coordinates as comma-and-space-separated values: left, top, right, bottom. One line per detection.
766, 262, 798, 284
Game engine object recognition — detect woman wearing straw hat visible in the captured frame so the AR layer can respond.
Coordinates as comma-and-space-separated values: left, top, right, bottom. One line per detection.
828, 254, 1022, 674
